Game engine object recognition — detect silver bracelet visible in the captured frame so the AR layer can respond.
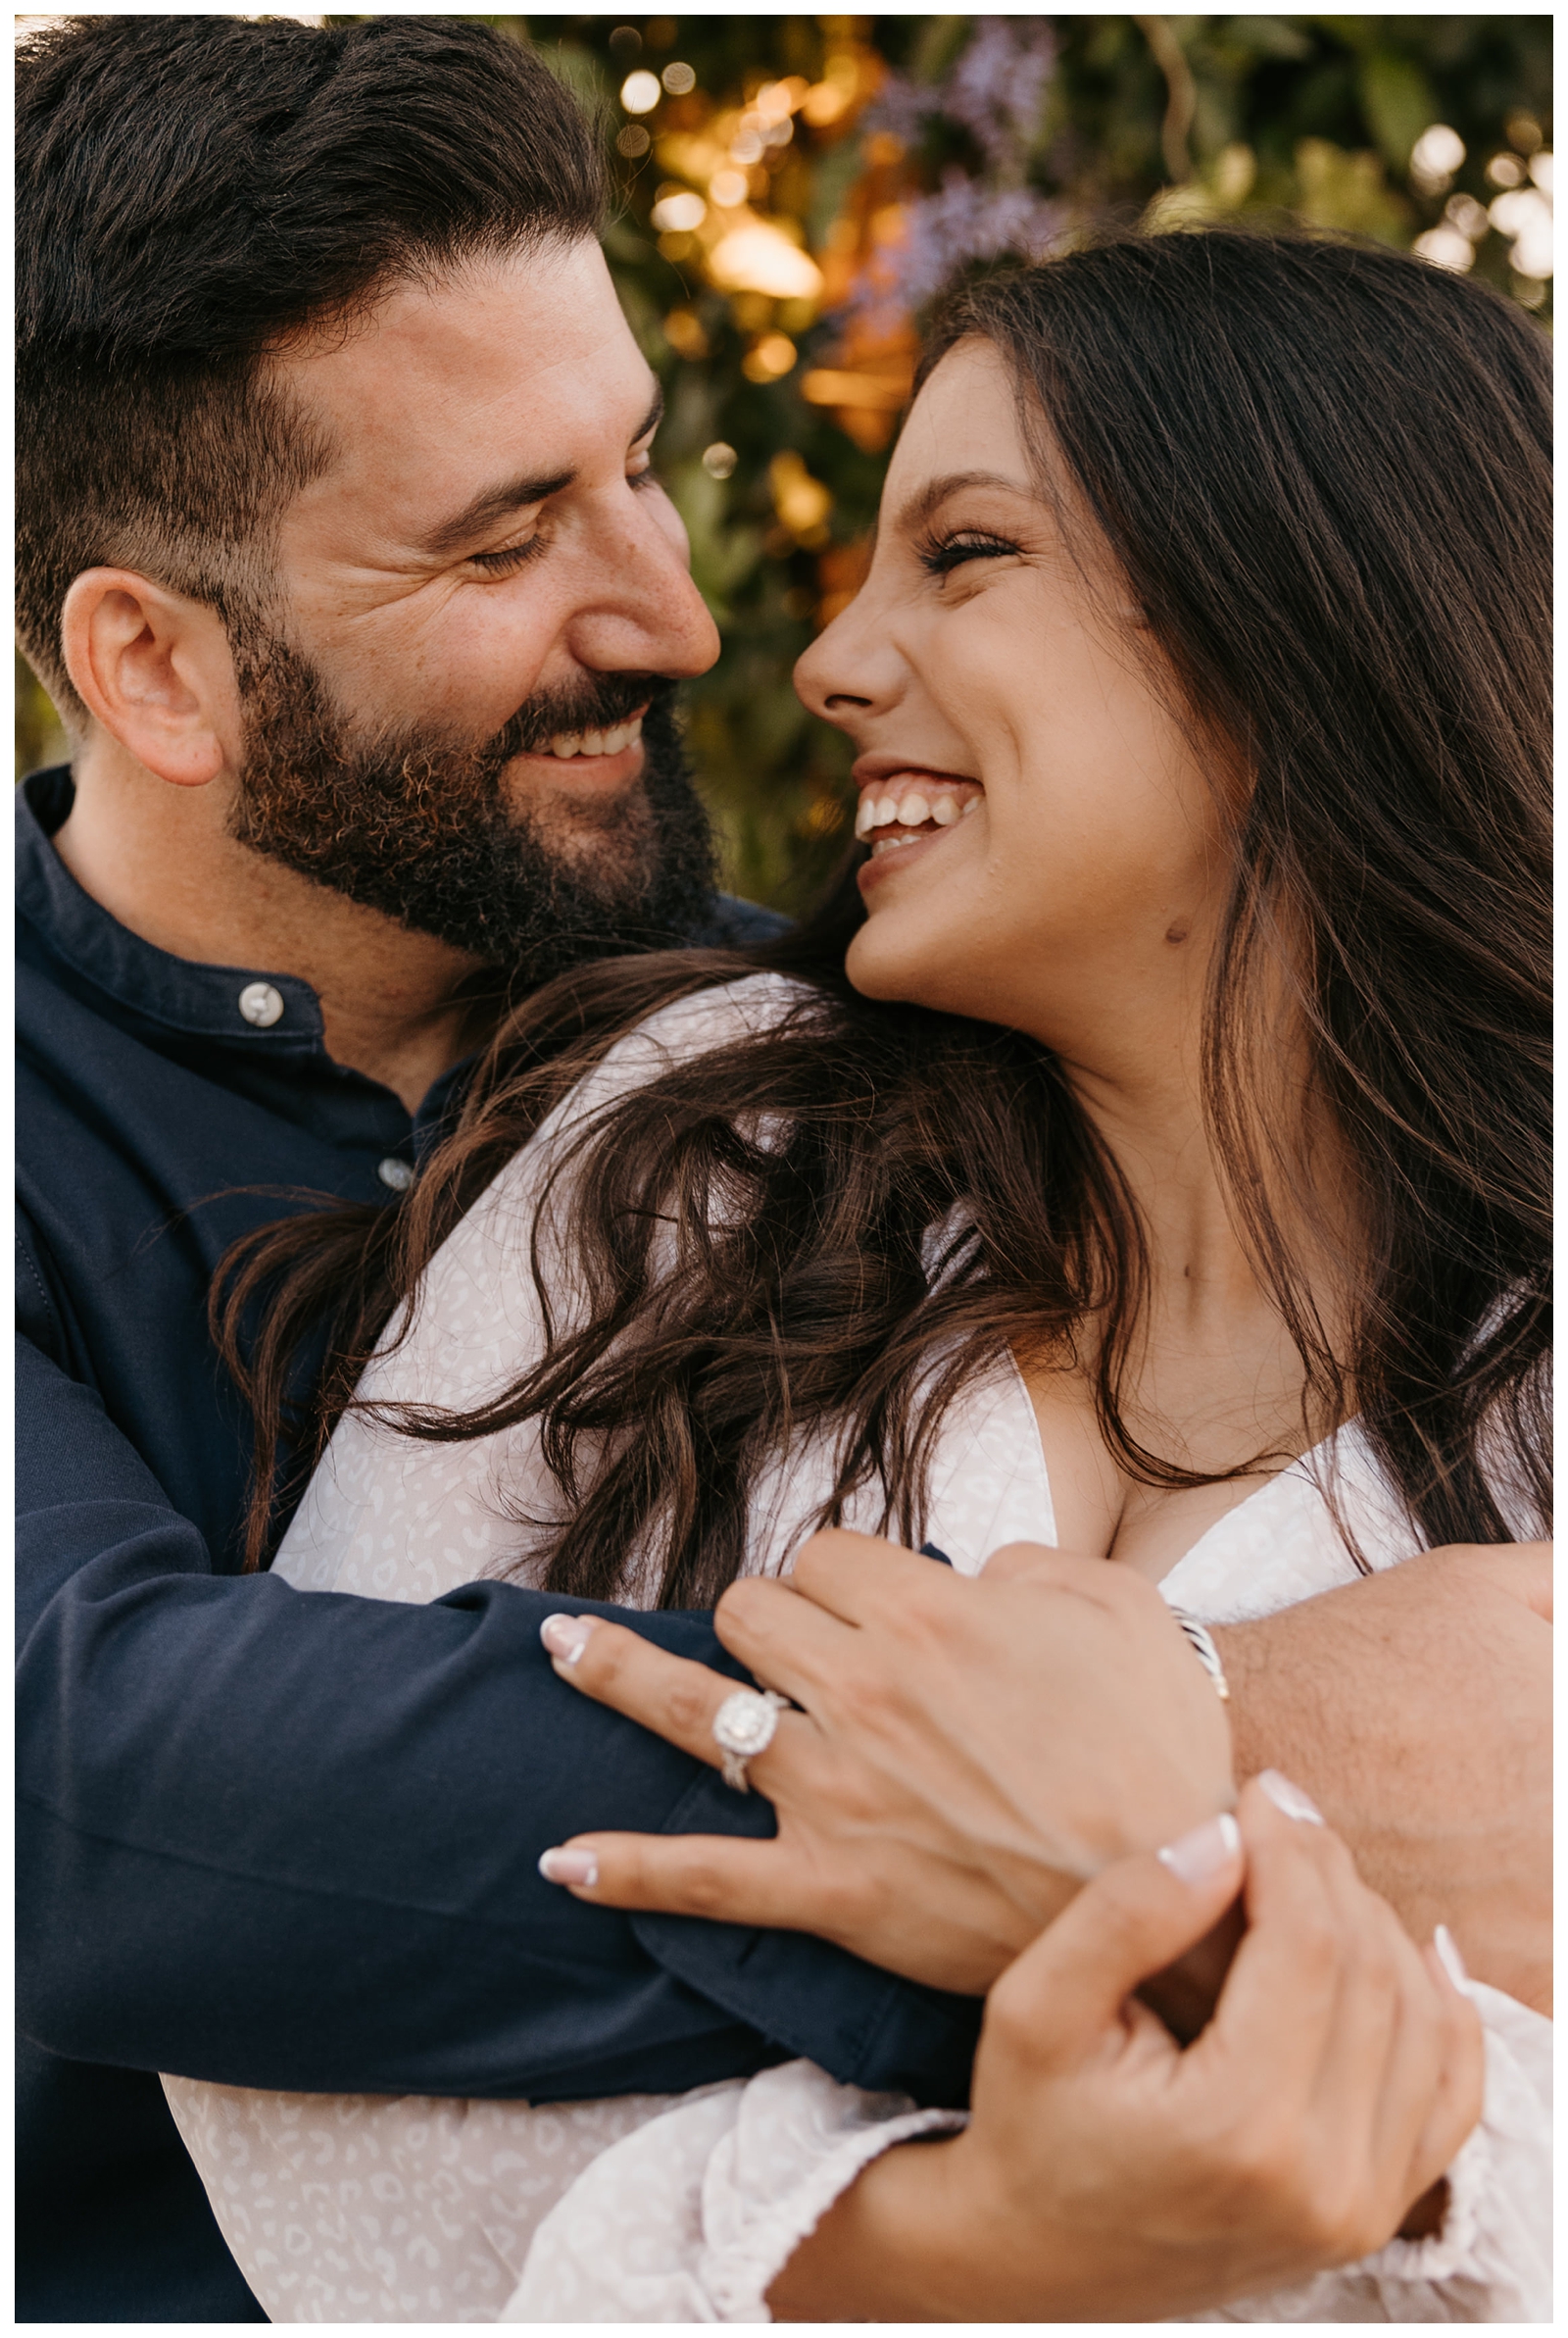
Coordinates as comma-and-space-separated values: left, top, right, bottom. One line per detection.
1166, 1605, 1230, 1702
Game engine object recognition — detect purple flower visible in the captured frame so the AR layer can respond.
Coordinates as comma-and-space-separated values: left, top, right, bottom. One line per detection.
848, 171, 1070, 326
945, 16, 1057, 174
867, 18, 1057, 176
849, 18, 1065, 323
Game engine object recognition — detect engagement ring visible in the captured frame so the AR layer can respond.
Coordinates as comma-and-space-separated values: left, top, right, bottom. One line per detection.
710, 1686, 790, 1793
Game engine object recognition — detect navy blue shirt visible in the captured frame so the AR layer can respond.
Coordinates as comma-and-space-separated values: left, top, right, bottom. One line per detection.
16, 769, 981, 2323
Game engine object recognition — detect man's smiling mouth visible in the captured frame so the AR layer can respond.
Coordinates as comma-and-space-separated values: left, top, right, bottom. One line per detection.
540, 713, 645, 761
856, 771, 984, 855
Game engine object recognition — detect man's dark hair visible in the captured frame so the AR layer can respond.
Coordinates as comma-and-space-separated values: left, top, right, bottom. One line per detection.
16, 14, 607, 720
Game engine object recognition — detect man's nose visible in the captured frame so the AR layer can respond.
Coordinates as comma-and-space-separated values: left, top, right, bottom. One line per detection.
565, 493, 720, 681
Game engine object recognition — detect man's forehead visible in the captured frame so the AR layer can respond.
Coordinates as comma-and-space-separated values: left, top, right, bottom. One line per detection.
271, 239, 650, 525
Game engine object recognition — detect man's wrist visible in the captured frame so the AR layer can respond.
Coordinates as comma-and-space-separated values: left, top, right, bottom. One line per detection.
1206, 1622, 1271, 1779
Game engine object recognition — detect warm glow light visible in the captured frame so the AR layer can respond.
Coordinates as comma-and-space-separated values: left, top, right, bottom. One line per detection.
708, 222, 824, 300
743, 331, 798, 382
710, 169, 750, 209
1412, 225, 1474, 272
651, 190, 707, 232
802, 81, 848, 127
1410, 124, 1465, 179
769, 449, 832, 541
801, 368, 907, 410
1490, 185, 1554, 278
620, 70, 662, 114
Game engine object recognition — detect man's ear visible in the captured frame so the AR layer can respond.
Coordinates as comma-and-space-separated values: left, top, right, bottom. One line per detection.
60, 569, 244, 787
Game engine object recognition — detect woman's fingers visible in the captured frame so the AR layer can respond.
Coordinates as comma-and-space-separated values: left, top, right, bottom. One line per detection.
710, 1572, 863, 1709
1401, 1933, 1486, 2204
783, 1527, 940, 1624
981, 1809, 1244, 2064
1184, 1776, 1485, 2265
537, 1828, 808, 1923
1184, 1774, 1357, 2112
538, 1612, 810, 1784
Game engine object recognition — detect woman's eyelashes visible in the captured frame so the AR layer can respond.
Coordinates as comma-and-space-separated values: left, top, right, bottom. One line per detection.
917, 526, 1024, 578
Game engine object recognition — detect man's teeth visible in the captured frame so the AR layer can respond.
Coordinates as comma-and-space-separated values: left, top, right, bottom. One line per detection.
855, 781, 982, 842
547, 716, 644, 760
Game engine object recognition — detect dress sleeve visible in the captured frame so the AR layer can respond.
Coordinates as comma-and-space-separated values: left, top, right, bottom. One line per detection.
500, 2061, 962, 2323
503, 1981, 1550, 2324
1189, 1979, 1552, 2324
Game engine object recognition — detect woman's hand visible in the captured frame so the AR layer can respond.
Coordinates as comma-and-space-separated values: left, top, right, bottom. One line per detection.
766, 1773, 1486, 2322
536, 1529, 1234, 1993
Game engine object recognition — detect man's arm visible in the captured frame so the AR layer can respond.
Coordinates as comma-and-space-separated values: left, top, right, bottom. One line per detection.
524, 1531, 1549, 2014
1212, 1544, 1551, 2013
17, 1337, 980, 2103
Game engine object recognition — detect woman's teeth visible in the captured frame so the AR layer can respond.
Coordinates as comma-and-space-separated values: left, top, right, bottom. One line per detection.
856, 776, 983, 850
546, 716, 644, 760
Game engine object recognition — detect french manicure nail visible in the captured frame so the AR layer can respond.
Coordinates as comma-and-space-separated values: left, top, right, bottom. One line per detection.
539, 1847, 599, 1888
1257, 1769, 1324, 1825
1433, 1922, 1471, 1994
540, 1615, 598, 1666
1157, 1810, 1242, 1885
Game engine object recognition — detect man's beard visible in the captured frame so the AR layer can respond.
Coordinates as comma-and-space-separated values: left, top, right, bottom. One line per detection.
228, 634, 718, 984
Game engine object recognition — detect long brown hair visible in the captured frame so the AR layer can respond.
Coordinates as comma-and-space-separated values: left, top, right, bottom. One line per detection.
219, 230, 1552, 1596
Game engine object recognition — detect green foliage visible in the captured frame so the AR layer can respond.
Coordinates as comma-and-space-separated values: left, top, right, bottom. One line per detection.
17, 652, 68, 778
18, 15, 1552, 922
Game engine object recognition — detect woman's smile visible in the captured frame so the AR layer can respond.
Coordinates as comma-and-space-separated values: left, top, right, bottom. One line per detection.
854, 768, 984, 887
796, 340, 1225, 1046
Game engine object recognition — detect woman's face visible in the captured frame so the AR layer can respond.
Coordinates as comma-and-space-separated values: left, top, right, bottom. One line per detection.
795, 340, 1229, 1073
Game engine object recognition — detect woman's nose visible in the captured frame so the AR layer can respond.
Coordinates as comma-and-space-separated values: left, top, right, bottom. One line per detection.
794, 596, 895, 726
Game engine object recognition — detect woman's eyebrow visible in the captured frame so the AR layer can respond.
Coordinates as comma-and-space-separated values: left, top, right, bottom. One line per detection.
417, 380, 665, 560
894, 469, 1033, 535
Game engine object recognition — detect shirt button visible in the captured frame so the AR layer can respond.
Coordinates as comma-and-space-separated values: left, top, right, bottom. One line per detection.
377, 1156, 415, 1193
237, 981, 284, 1028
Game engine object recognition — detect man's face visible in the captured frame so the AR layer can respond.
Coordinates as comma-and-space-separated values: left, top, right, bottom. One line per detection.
231, 237, 724, 972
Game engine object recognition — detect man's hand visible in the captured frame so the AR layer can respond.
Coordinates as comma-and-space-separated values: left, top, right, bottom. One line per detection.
536, 1530, 1234, 1993
767, 1776, 1484, 2322
1213, 1540, 1551, 2013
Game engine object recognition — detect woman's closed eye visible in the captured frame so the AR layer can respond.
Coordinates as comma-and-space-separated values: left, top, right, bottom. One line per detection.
917, 527, 1024, 578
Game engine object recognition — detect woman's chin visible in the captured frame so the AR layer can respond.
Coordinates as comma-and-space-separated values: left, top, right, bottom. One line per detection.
845, 912, 962, 1010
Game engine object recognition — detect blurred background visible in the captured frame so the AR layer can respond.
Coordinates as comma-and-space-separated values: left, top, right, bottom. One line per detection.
16, 13, 1552, 914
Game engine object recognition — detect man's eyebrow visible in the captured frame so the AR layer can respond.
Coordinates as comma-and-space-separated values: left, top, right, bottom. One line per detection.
893, 469, 1033, 536
416, 379, 666, 560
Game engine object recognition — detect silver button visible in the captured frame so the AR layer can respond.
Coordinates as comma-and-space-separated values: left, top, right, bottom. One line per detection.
237, 980, 284, 1028
377, 1156, 415, 1193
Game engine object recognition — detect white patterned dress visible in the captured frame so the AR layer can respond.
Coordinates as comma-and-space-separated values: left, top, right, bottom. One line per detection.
162, 976, 1551, 2322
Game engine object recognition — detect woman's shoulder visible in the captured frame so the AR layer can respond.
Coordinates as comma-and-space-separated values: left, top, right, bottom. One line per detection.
537, 970, 819, 1141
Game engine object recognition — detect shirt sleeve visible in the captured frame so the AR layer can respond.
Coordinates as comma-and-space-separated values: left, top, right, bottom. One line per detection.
16, 1329, 979, 2108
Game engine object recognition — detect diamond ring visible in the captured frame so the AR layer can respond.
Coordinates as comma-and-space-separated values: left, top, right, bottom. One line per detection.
710, 1686, 790, 1793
